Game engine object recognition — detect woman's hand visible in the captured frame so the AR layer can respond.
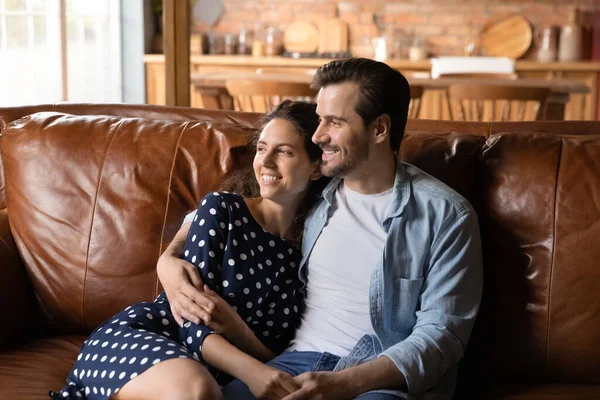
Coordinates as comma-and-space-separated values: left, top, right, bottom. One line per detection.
201, 285, 253, 346
245, 364, 301, 400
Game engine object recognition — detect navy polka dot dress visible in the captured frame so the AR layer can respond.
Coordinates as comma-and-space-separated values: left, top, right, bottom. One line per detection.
50, 192, 304, 399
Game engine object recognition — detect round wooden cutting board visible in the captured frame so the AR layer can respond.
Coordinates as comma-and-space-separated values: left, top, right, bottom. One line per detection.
283, 21, 320, 53
481, 14, 532, 59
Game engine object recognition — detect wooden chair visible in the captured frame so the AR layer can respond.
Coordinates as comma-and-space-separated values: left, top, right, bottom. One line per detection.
447, 83, 551, 121
191, 84, 233, 110
409, 85, 424, 119
438, 73, 518, 119
225, 79, 317, 112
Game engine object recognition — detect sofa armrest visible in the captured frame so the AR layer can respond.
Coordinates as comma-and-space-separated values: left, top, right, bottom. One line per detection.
0, 209, 35, 348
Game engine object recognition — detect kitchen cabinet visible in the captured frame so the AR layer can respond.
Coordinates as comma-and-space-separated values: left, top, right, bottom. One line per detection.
144, 54, 600, 120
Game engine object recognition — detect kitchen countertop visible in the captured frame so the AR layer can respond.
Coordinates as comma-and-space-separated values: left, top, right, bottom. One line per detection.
144, 54, 600, 72
190, 70, 590, 94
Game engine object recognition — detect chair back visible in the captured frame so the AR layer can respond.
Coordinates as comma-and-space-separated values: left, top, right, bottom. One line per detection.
447, 83, 551, 121
225, 79, 316, 112
409, 85, 424, 119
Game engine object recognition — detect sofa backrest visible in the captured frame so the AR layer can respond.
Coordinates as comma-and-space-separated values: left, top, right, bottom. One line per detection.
1, 112, 257, 333
479, 131, 600, 385
0, 104, 261, 210
0, 110, 487, 332
1, 105, 599, 388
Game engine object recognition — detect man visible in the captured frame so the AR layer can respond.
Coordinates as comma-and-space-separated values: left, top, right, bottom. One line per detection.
158, 58, 483, 399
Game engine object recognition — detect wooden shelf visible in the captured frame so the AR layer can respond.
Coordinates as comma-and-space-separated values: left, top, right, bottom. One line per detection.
144, 54, 600, 72
143, 54, 600, 120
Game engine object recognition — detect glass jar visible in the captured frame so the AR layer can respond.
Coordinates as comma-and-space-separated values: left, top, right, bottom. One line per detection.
252, 23, 266, 57
224, 33, 237, 55
265, 26, 282, 56
208, 33, 225, 55
537, 26, 558, 62
237, 27, 252, 55
409, 36, 427, 61
391, 29, 409, 59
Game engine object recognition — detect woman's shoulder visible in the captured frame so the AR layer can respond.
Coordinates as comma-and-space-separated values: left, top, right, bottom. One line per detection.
199, 191, 244, 208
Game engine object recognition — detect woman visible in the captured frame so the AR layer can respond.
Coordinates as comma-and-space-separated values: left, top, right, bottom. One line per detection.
51, 100, 326, 400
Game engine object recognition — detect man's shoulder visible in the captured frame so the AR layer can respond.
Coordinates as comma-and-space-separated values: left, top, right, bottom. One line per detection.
402, 163, 475, 218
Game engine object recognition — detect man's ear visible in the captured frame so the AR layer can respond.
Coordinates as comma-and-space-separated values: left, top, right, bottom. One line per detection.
373, 114, 391, 144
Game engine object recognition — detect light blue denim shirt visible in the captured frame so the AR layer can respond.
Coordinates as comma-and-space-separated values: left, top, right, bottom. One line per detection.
299, 162, 483, 399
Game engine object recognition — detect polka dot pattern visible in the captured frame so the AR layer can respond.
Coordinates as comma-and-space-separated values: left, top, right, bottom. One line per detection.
52, 192, 303, 399
180, 192, 303, 352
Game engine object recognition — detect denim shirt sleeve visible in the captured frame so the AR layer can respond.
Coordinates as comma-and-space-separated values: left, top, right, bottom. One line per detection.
182, 209, 197, 225
380, 210, 483, 394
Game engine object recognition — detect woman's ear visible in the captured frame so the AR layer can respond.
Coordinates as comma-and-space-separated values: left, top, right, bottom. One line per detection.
310, 161, 323, 181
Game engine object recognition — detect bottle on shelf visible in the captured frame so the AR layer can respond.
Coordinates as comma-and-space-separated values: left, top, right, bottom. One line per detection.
237, 27, 253, 55
537, 25, 559, 63
558, 7, 583, 62
252, 23, 266, 57
265, 26, 282, 56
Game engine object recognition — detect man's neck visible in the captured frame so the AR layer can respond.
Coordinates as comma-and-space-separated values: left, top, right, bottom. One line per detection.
343, 150, 397, 195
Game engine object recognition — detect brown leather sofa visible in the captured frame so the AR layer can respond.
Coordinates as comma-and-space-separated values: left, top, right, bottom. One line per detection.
0, 104, 598, 399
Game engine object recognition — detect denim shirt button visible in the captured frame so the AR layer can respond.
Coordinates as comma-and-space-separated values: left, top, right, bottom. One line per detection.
320, 212, 325, 219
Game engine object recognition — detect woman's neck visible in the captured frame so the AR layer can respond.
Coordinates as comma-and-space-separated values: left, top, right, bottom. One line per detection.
244, 196, 301, 240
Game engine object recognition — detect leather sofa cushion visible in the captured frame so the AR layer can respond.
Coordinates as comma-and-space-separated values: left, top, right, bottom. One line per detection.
1, 112, 256, 334
0, 335, 85, 399
485, 383, 600, 399
480, 132, 600, 384
400, 130, 486, 210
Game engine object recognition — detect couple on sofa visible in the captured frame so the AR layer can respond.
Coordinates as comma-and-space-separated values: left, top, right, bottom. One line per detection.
51, 58, 483, 400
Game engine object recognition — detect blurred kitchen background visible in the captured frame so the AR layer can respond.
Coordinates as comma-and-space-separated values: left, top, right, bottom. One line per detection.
2, 0, 600, 120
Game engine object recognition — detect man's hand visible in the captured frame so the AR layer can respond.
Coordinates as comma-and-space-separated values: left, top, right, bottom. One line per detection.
245, 365, 301, 400
156, 251, 214, 327
201, 285, 251, 344
281, 372, 356, 400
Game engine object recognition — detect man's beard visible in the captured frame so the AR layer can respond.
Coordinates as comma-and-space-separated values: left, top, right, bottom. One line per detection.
321, 138, 369, 178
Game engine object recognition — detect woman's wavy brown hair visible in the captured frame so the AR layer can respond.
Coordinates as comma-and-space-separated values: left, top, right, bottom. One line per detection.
220, 100, 330, 246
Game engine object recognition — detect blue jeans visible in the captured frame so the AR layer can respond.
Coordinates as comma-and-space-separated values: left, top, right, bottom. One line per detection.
221, 351, 400, 400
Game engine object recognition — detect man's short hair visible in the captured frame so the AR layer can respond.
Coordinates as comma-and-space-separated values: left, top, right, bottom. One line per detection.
310, 58, 411, 153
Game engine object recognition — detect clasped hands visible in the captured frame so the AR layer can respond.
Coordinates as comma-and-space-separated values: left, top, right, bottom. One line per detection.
251, 368, 355, 400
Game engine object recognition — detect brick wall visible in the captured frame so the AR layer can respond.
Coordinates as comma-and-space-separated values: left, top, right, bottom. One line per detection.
193, 0, 597, 59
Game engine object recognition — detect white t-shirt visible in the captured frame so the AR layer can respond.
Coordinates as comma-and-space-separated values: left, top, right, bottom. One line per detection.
289, 181, 393, 356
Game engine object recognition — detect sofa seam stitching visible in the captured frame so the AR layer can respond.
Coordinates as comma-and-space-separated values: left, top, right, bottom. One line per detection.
155, 121, 190, 298
546, 138, 562, 372
82, 119, 122, 329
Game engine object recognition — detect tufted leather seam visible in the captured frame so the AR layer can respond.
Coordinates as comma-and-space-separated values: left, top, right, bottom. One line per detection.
155, 121, 191, 298
0, 130, 5, 210
546, 138, 563, 373
81, 118, 123, 330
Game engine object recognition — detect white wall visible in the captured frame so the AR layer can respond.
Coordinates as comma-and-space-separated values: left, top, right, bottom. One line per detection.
121, 0, 145, 103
